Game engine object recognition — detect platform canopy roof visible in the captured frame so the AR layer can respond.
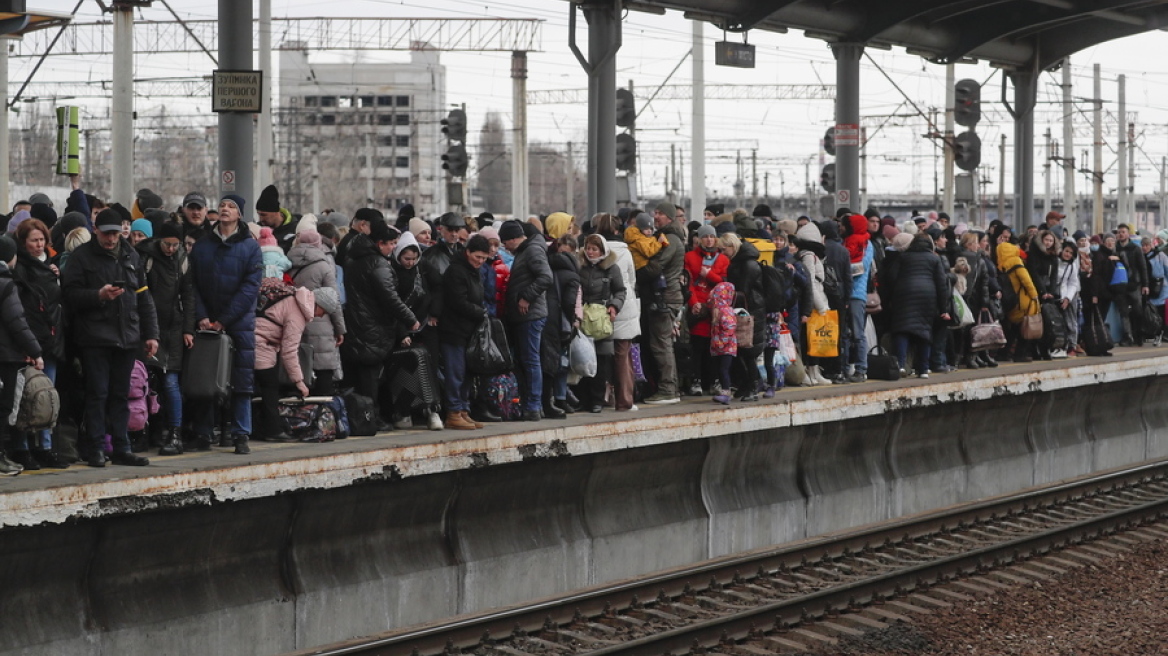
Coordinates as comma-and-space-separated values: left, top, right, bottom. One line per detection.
618, 0, 1168, 71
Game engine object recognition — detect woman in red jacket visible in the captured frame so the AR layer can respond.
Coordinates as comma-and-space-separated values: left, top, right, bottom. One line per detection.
683, 224, 730, 395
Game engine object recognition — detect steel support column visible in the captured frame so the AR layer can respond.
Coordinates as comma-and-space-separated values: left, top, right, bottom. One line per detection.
218, 0, 254, 218
691, 20, 705, 220
831, 42, 862, 215
1009, 68, 1037, 230
569, 1, 620, 218
110, 4, 133, 205
512, 50, 530, 220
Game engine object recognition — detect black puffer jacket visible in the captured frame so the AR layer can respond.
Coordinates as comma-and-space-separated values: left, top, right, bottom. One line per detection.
0, 265, 41, 363
420, 238, 462, 317
883, 236, 949, 341
438, 251, 487, 344
13, 249, 63, 360
725, 240, 766, 347
342, 233, 417, 364
541, 249, 580, 374
137, 239, 195, 371
956, 248, 991, 314
1026, 241, 1060, 300
61, 237, 159, 350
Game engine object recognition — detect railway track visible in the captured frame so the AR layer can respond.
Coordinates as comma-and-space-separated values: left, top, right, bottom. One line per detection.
295, 461, 1168, 656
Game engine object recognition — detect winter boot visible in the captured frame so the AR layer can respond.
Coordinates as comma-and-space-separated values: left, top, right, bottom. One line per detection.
233, 434, 251, 455
158, 428, 184, 456
446, 411, 478, 430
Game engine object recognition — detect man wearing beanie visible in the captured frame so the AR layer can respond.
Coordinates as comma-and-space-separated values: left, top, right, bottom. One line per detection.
62, 209, 160, 467
187, 194, 262, 455
703, 203, 724, 222
256, 184, 298, 253
137, 221, 195, 456
421, 212, 468, 323
499, 220, 554, 421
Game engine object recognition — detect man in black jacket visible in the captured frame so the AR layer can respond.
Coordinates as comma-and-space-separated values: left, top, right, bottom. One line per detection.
61, 209, 159, 467
1115, 223, 1150, 345
499, 220, 553, 421
818, 219, 854, 382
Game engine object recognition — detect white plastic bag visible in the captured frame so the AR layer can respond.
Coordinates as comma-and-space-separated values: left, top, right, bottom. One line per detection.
569, 332, 597, 380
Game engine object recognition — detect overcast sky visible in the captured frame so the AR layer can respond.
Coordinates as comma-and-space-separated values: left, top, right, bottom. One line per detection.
19, 0, 1168, 205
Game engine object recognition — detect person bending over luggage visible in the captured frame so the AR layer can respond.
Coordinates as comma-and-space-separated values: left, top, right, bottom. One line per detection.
254, 286, 318, 442
61, 210, 159, 467
188, 195, 262, 455
0, 236, 45, 476
438, 235, 491, 430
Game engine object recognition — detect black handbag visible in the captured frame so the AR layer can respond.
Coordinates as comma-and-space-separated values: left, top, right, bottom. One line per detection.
866, 345, 901, 381
467, 317, 512, 376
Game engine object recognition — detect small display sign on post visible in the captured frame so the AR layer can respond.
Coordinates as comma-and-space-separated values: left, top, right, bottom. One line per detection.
714, 41, 756, 68
212, 69, 263, 113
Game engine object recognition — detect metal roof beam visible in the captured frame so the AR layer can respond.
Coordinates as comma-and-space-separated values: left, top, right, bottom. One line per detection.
7, 17, 543, 57
526, 83, 834, 104
934, 0, 1151, 63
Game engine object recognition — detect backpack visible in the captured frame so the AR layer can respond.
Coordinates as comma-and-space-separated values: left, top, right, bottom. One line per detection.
482, 372, 522, 421
821, 264, 842, 300
11, 366, 59, 431
998, 264, 1022, 313
760, 262, 791, 313
341, 388, 377, 436
257, 277, 296, 318
127, 359, 160, 432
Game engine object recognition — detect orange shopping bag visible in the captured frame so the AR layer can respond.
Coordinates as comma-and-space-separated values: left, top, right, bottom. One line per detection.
806, 309, 839, 358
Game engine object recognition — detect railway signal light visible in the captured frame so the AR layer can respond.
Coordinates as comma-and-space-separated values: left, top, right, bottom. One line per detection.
823, 127, 836, 157
954, 79, 981, 128
819, 163, 835, 193
441, 108, 467, 142
442, 144, 468, 177
954, 131, 981, 171
616, 133, 636, 172
616, 88, 636, 128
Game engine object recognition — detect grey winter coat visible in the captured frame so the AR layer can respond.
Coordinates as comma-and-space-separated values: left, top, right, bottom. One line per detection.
289, 242, 345, 370
505, 233, 553, 323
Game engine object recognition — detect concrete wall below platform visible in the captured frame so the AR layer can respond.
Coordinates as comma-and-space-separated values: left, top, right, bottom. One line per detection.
4, 373, 1168, 655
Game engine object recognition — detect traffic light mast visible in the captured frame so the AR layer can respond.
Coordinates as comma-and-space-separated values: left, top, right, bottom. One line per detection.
441, 107, 469, 208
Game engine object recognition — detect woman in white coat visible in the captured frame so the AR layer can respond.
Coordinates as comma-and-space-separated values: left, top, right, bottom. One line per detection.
793, 222, 832, 385
595, 213, 641, 411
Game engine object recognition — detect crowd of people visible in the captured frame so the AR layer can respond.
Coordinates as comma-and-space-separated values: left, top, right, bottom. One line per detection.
0, 175, 1159, 476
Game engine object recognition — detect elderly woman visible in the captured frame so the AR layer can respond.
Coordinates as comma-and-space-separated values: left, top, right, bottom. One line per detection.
884, 233, 951, 378
576, 234, 626, 413
793, 222, 831, 385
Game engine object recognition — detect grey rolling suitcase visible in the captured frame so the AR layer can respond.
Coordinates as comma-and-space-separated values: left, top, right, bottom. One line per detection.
182, 330, 234, 403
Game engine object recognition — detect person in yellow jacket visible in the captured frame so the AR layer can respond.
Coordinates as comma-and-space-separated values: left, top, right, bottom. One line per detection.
997, 242, 1040, 362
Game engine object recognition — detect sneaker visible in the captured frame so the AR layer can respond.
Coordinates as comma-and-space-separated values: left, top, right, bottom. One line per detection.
918, 372, 929, 379
762, 385, 775, 399
620, 404, 638, 412
644, 393, 681, 405
428, 413, 444, 431
110, 452, 149, 466
713, 394, 731, 405
1051, 349, 1067, 359
848, 372, 867, 384
392, 416, 414, 430
739, 392, 759, 402
0, 452, 23, 476
685, 382, 704, 397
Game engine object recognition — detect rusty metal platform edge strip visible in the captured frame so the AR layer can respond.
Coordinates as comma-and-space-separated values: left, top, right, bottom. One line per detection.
1, 356, 1164, 528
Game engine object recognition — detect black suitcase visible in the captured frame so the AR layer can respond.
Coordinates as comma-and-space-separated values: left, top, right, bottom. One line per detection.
385, 346, 439, 412
182, 330, 234, 403
277, 342, 316, 389
1040, 302, 1068, 351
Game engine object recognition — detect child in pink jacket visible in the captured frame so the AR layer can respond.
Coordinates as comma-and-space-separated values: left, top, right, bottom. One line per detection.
254, 285, 319, 441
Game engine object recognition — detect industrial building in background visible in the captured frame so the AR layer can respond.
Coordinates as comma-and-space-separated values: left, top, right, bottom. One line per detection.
278, 43, 447, 214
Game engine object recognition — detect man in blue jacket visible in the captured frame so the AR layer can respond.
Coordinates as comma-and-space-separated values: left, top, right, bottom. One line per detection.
188, 194, 262, 454
61, 209, 159, 467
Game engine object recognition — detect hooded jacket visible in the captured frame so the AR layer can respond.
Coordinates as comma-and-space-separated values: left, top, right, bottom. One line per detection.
655, 222, 686, 308
438, 250, 487, 344
818, 219, 854, 304
578, 239, 626, 314
794, 222, 829, 313
420, 237, 462, 318
542, 247, 581, 373
604, 237, 641, 340
392, 232, 430, 322
998, 242, 1040, 324
188, 221, 262, 393
288, 242, 337, 292
342, 232, 417, 364
725, 239, 766, 347
683, 242, 730, 338
255, 287, 315, 381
